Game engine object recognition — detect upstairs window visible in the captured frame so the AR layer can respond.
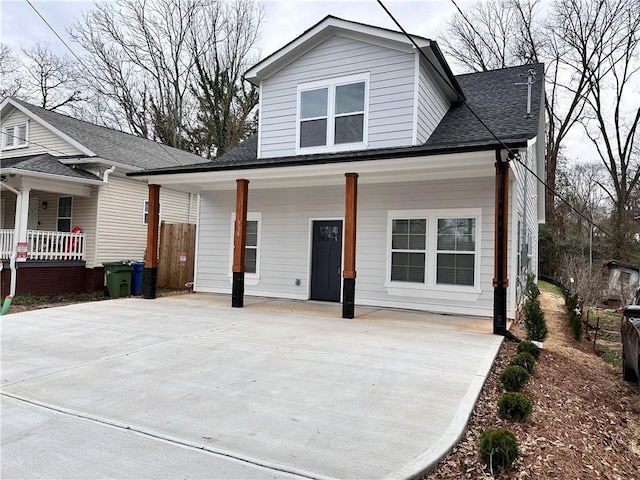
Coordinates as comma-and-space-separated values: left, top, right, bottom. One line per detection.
297, 74, 369, 152
2, 122, 28, 149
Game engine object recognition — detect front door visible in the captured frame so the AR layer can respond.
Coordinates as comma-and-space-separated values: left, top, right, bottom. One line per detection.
27, 198, 39, 230
310, 220, 343, 302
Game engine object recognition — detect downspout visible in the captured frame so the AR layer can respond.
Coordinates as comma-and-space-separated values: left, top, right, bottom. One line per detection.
102, 166, 116, 183
1, 182, 22, 314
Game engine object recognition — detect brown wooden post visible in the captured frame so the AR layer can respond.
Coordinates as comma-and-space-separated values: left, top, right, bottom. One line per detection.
343, 173, 358, 318
143, 183, 161, 299
232, 179, 249, 307
493, 150, 510, 335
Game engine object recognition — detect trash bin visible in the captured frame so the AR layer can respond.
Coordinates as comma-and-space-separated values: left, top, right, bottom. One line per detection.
132, 261, 144, 296
103, 261, 133, 298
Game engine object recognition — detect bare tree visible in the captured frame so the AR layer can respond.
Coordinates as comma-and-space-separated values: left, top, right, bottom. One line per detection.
558, 254, 608, 307
189, 0, 263, 157
21, 43, 82, 111
1, 44, 22, 98
441, 0, 634, 230
572, 0, 640, 262
70, 0, 262, 155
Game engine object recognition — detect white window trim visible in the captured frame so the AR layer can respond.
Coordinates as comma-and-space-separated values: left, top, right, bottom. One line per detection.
295, 72, 370, 155
385, 208, 482, 300
228, 212, 262, 286
142, 200, 162, 225
2, 120, 29, 150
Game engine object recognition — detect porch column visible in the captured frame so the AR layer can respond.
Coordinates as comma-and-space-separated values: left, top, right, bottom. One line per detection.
493, 150, 509, 335
342, 173, 358, 319
17, 188, 30, 262
143, 184, 161, 299
232, 179, 249, 308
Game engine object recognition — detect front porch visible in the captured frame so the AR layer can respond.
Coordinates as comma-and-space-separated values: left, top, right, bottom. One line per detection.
0, 229, 86, 261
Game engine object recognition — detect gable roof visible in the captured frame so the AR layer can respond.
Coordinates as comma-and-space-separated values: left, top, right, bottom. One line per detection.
130, 62, 544, 177
244, 15, 463, 101
1, 98, 208, 171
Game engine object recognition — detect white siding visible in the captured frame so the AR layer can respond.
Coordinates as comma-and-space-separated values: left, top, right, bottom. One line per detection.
196, 177, 500, 317
416, 57, 450, 143
259, 35, 416, 158
72, 188, 99, 268
94, 176, 194, 265
1, 109, 82, 157
510, 141, 540, 309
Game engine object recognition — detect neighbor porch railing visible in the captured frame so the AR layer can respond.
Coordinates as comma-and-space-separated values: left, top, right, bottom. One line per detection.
0, 229, 86, 261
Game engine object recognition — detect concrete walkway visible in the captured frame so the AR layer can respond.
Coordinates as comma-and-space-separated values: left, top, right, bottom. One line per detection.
1, 294, 502, 479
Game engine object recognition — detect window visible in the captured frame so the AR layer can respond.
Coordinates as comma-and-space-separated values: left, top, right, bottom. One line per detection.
391, 219, 426, 283
386, 209, 480, 295
2, 122, 28, 149
436, 218, 476, 286
297, 74, 368, 152
229, 212, 262, 281
143, 200, 162, 225
245, 220, 259, 274
57, 197, 72, 232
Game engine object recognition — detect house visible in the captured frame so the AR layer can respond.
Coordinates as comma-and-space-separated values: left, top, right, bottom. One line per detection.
0, 97, 206, 298
129, 16, 545, 329
604, 260, 640, 308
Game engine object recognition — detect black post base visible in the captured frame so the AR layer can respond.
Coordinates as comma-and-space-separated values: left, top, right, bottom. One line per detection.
232, 271, 245, 307
342, 277, 355, 319
493, 287, 507, 335
143, 267, 157, 299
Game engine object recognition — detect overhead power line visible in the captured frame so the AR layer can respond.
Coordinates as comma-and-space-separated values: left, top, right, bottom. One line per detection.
375, 0, 615, 242
25, 0, 90, 71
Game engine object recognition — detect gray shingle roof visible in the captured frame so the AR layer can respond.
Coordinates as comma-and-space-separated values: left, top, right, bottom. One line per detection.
2, 153, 101, 181
129, 63, 544, 177
10, 99, 208, 170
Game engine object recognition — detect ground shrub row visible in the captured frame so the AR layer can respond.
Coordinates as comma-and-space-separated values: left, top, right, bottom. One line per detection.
565, 292, 584, 340
480, 276, 545, 475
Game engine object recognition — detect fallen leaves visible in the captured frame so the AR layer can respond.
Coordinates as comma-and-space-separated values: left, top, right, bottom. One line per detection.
425, 291, 640, 480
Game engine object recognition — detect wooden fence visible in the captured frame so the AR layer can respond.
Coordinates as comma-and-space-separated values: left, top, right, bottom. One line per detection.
157, 222, 196, 289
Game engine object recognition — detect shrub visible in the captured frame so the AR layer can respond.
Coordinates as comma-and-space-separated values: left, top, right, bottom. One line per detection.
569, 312, 583, 340
497, 392, 533, 421
524, 272, 540, 300
509, 352, 536, 373
499, 365, 530, 392
517, 340, 541, 359
565, 293, 579, 313
523, 297, 548, 342
479, 428, 519, 474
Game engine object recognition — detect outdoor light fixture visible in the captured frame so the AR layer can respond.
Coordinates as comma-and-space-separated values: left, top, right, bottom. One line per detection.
42, 201, 48, 209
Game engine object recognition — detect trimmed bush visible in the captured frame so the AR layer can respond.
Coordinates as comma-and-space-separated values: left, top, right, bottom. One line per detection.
499, 365, 530, 392
523, 297, 548, 342
497, 392, 533, 421
509, 352, 536, 373
479, 428, 519, 474
524, 272, 540, 300
517, 340, 541, 359
569, 312, 583, 340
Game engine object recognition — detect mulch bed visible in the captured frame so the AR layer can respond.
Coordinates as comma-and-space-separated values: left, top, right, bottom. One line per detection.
425, 291, 640, 479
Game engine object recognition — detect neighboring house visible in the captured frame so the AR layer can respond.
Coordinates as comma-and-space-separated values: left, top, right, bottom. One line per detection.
130, 16, 545, 321
605, 260, 640, 308
0, 97, 205, 297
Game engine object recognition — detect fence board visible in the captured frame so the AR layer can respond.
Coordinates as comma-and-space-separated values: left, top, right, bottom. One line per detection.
157, 222, 196, 289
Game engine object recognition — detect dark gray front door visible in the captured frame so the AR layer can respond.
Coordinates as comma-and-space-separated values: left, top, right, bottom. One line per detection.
311, 220, 343, 302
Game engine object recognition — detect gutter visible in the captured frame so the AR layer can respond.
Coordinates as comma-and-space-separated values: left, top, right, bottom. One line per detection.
1, 182, 21, 302
128, 139, 530, 178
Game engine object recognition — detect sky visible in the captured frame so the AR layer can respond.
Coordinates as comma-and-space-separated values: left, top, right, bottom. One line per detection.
0, 0, 595, 162
0, 0, 471, 64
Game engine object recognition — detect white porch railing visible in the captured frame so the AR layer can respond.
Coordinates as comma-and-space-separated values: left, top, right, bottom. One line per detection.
0, 229, 86, 261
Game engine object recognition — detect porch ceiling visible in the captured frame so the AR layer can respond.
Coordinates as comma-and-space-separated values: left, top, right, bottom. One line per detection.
143, 150, 497, 192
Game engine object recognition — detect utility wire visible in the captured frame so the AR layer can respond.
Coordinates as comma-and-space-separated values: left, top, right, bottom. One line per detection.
376, 0, 615, 242
25, 0, 90, 71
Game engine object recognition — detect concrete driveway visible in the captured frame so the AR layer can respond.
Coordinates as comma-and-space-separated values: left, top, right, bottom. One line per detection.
1, 294, 502, 479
